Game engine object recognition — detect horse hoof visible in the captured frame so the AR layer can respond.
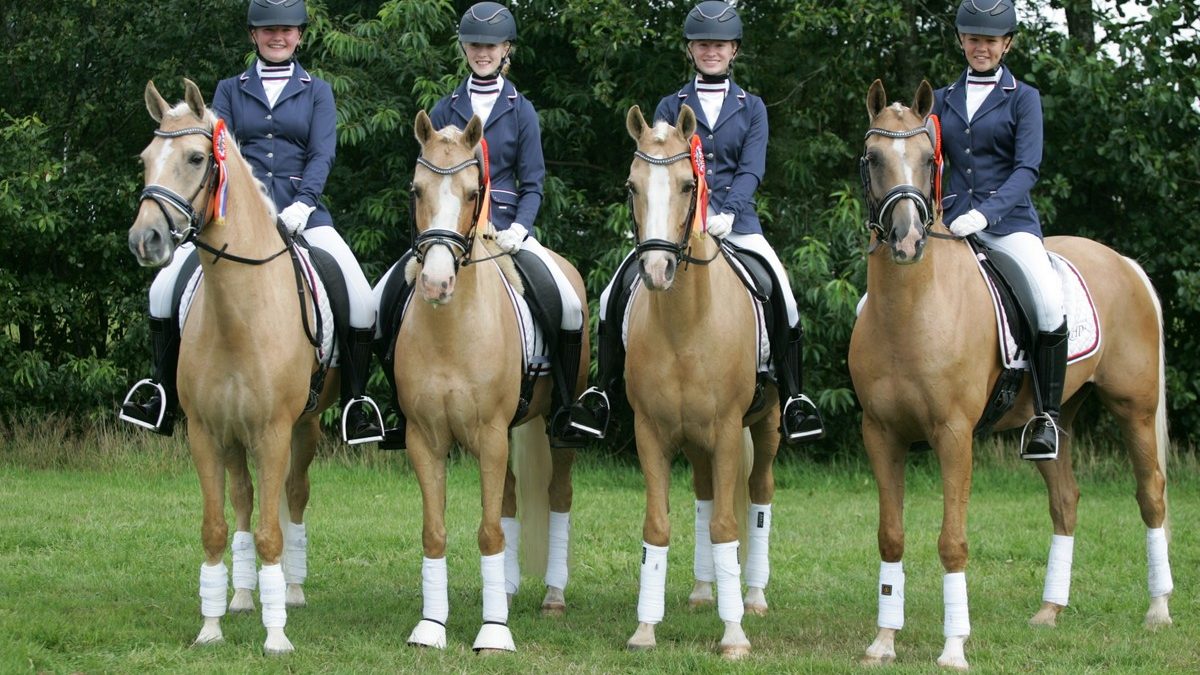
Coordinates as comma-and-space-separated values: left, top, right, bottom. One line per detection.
860, 653, 895, 667
286, 584, 307, 608
743, 586, 767, 616
688, 597, 714, 609
936, 655, 969, 671
191, 634, 224, 648
688, 581, 714, 609
626, 623, 656, 651
407, 619, 447, 649
541, 602, 566, 617
263, 627, 294, 655
192, 617, 224, 647
541, 587, 566, 616
472, 623, 516, 653
229, 588, 255, 613
1145, 595, 1172, 629
1029, 605, 1059, 627
721, 644, 751, 661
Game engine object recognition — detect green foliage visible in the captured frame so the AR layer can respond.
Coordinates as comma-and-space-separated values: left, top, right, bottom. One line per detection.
2, 0, 1197, 448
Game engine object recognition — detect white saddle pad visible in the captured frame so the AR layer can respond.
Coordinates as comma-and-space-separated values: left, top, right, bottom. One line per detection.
178, 247, 336, 367
973, 251, 1101, 370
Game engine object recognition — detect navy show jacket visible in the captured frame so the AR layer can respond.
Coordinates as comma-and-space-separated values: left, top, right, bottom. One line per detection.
655, 79, 767, 236
933, 68, 1044, 237
212, 60, 337, 228
430, 77, 545, 232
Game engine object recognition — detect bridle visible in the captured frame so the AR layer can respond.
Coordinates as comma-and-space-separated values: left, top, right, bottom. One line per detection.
630, 148, 718, 266
859, 116, 950, 247
410, 148, 505, 270
139, 124, 291, 266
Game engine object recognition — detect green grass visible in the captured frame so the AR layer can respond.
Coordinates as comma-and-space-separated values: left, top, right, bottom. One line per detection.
0, 421, 1197, 673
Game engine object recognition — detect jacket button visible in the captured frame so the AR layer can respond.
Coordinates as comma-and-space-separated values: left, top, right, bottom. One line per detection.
267, 172, 273, 177
966, 168, 972, 174
266, 114, 272, 120
267, 152, 274, 158
965, 148, 971, 155
707, 134, 713, 140
965, 128, 971, 135
706, 169, 713, 175
267, 133, 273, 139
705, 153, 714, 160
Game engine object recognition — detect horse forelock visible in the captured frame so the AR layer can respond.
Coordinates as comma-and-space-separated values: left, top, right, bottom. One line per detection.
651, 121, 672, 143
874, 102, 923, 131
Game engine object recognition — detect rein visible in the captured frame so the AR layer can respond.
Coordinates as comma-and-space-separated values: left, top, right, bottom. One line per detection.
859, 116, 947, 246
630, 147, 718, 266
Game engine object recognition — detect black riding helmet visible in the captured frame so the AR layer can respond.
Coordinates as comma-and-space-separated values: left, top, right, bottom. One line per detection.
458, 2, 517, 44
683, 1, 743, 42
247, 0, 307, 27
955, 0, 1017, 36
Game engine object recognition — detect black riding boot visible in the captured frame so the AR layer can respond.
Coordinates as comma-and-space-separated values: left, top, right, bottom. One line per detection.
119, 316, 179, 436
376, 336, 407, 451
341, 327, 384, 445
548, 328, 587, 448
778, 325, 825, 444
1021, 320, 1068, 461
567, 320, 624, 440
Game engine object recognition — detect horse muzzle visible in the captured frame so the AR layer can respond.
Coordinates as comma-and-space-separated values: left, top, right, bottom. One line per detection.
417, 246, 458, 304
128, 220, 176, 268
886, 217, 928, 265
638, 252, 676, 291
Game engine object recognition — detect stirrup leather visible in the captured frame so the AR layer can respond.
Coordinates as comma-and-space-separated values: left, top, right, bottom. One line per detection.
342, 396, 385, 445
1019, 412, 1060, 461
119, 379, 169, 431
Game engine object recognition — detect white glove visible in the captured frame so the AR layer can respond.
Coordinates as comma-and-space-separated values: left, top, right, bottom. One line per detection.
495, 223, 528, 253
948, 209, 987, 237
706, 212, 734, 238
279, 201, 316, 235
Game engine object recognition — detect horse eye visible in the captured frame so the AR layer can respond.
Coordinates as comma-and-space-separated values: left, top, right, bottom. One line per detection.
681, 180, 696, 194
188, 152, 206, 166
411, 184, 422, 199
626, 181, 637, 196
468, 189, 480, 202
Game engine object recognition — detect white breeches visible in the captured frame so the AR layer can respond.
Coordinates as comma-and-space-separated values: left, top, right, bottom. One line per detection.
974, 230, 1064, 331
599, 234, 798, 327
521, 237, 583, 331
147, 229, 377, 330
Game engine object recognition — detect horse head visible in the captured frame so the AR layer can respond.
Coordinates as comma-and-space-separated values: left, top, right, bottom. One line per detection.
862, 79, 938, 264
410, 109, 486, 304
626, 104, 700, 291
130, 79, 218, 267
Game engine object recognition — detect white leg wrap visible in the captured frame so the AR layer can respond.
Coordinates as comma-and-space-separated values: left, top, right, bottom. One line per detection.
1042, 534, 1074, 606
693, 500, 714, 582
422, 556, 449, 624
231, 531, 257, 591
1147, 527, 1173, 597
199, 561, 228, 618
501, 517, 521, 594
481, 552, 508, 624
943, 572, 970, 638
283, 522, 307, 585
745, 503, 771, 589
637, 542, 669, 625
259, 563, 287, 629
544, 511, 570, 590
713, 540, 744, 624
877, 561, 904, 629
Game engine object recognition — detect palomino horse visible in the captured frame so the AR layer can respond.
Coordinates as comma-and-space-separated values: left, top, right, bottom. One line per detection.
851, 80, 1173, 670
622, 104, 780, 660
398, 110, 588, 653
129, 80, 335, 654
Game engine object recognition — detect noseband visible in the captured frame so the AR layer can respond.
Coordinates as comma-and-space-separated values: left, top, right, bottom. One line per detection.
630, 149, 717, 266
411, 152, 495, 269
140, 126, 217, 245
859, 117, 944, 243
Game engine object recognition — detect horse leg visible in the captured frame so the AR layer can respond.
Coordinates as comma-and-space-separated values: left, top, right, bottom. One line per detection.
1030, 398, 1082, 627
933, 427, 973, 671
688, 454, 715, 609
710, 428, 753, 660
406, 435, 450, 649
745, 418, 780, 617
282, 415, 320, 608
861, 425, 907, 666
253, 431, 295, 655
542, 445, 574, 617
628, 428, 672, 651
189, 431, 229, 647
501, 464, 520, 607
227, 454, 256, 614
473, 426, 517, 654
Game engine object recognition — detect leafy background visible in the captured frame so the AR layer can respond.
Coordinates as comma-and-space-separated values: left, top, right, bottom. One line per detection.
2, 0, 1197, 450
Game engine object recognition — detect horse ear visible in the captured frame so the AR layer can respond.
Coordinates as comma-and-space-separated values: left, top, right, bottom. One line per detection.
867, 79, 887, 121
183, 78, 206, 120
145, 80, 169, 123
414, 109, 435, 146
677, 104, 697, 140
913, 79, 935, 119
463, 114, 484, 149
626, 105, 646, 141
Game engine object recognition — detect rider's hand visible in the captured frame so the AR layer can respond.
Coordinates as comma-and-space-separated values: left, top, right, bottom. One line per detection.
495, 223, 528, 253
948, 209, 987, 237
279, 202, 316, 235
706, 212, 734, 238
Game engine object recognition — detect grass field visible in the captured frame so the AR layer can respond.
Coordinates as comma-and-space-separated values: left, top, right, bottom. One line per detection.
1, 421, 1196, 673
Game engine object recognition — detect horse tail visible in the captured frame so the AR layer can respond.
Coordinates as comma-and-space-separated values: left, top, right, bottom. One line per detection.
1125, 255, 1170, 536
512, 416, 552, 577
